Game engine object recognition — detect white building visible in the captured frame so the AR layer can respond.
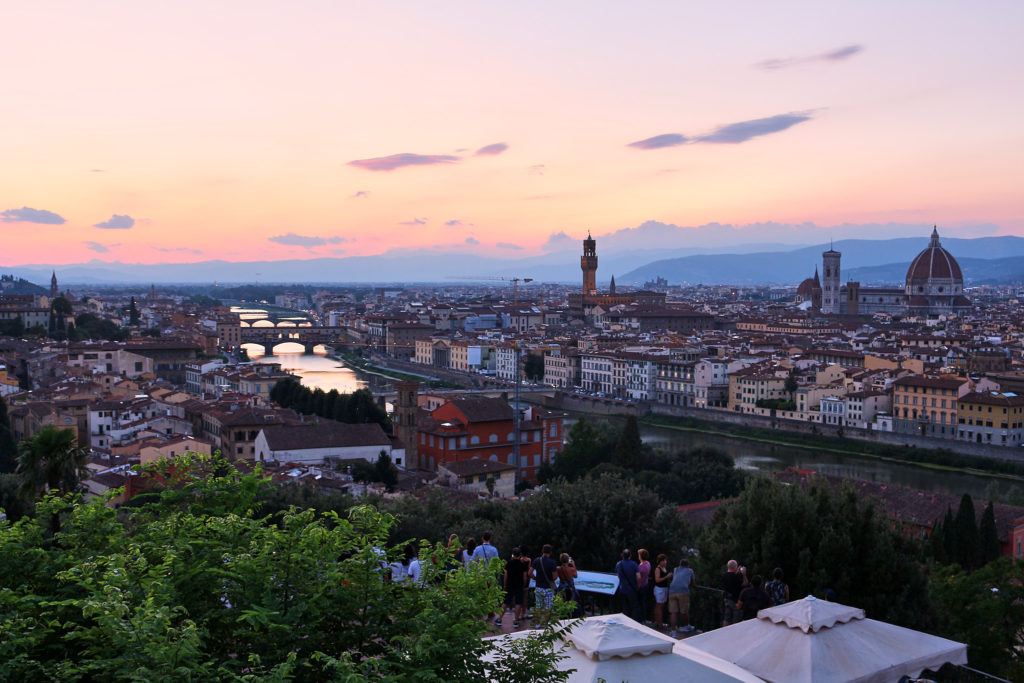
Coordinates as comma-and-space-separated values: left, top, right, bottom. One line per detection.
254, 421, 405, 468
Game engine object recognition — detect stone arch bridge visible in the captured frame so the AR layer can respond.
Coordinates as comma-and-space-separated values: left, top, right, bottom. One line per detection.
240, 325, 349, 355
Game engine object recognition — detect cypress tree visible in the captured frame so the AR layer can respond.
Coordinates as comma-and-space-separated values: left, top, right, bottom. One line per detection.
941, 506, 956, 563
954, 493, 979, 570
613, 415, 643, 470
979, 501, 1001, 566
929, 515, 947, 564
128, 297, 141, 326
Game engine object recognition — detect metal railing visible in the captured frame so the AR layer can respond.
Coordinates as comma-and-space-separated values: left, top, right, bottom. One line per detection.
921, 663, 1012, 683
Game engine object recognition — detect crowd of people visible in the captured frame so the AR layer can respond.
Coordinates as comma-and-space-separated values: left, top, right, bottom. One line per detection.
393, 532, 796, 637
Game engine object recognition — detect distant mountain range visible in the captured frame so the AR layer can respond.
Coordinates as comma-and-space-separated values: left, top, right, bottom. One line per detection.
5, 234, 1022, 286
620, 236, 1024, 286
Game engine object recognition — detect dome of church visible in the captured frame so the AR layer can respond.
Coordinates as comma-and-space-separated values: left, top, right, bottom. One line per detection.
796, 277, 817, 296
906, 227, 963, 285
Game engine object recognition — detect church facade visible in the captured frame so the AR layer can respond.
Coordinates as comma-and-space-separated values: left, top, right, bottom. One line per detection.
797, 228, 971, 318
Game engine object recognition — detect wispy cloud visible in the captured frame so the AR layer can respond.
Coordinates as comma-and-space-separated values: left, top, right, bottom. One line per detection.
268, 233, 350, 248
399, 218, 428, 226
351, 190, 370, 199
93, 214, 135, 229
496, 242, 523, 250
465, 237, 480, 245
90, 168, 105, 173
756, 44, 864, 70
1, 206, 66, 224
476, 142, 509, 156
528, 164, 545, 175
696, 112, 812, 143
348, 153, 459, 172
153, 246, 204, 255
84, 241, 111, 253
446, 220, 464, 227
631, 112, 814, 149
628, 133, 688, 150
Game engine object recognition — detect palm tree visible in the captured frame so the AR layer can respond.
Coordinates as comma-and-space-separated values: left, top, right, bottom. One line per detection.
16, 425, 89, 498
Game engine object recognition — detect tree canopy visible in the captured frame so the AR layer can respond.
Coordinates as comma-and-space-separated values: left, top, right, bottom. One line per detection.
0, 455, 570, 682
270, 379, 392, 433
697, 476, 935, 630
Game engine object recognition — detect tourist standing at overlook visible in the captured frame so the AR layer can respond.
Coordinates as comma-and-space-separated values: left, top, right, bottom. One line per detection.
471, 531, 499, 564
721, 560, 747, 626
530, 544, 558, 624
765, 567, 790, 606
668, 558, 696, 637
737, 574, 771, 620
652, 554, 673, 630
636, 549, 652, 623
615, 549, 642, 622
496, 547, 529, 629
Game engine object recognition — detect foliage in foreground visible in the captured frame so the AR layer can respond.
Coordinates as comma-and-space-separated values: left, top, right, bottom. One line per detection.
0, 455, 570, 682
931, 557, 1024, 680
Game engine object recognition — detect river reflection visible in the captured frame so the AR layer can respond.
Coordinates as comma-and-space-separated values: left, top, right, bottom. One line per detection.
244, 343, 393, 394
566, 415, 1022, 501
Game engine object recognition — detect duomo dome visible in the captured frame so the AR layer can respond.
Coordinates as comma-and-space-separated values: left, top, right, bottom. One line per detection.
905, 227, 964, 297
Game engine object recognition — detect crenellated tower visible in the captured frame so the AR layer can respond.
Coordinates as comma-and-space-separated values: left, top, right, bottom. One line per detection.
581, 233, 598, 296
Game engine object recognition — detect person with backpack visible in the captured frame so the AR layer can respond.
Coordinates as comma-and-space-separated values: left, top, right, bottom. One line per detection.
614, 549, 642, 622
530, 544, 558, 624
496, 547, 529, 628
555, 553, 583, 619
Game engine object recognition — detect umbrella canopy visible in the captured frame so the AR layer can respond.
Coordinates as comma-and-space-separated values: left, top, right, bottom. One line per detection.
485, 614, 763, 682
679, 595, 967, 683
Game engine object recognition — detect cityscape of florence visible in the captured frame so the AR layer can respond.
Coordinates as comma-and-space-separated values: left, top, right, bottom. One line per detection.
1, 2, 1023, 681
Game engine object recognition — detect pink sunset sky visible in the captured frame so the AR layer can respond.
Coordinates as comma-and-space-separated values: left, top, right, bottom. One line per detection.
2, 1, 1022, 265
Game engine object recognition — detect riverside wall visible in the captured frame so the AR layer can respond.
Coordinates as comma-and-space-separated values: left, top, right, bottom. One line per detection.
548, 393, 1024, 463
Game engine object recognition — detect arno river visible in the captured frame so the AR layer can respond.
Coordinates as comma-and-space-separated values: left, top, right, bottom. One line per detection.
246, 344, 1021, 502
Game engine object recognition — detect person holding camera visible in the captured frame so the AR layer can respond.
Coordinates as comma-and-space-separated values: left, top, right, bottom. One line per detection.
721, 559, 748, 626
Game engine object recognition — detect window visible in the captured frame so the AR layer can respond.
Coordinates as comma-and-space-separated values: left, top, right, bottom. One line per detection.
489, 434, 498, 443
470, 435, 480, 445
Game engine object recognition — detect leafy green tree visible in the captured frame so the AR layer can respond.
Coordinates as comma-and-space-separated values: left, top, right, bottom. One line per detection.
698, 476, 935, 629
524, 353, 545, 382
637, 447, 747, 505
0, 396, 17, 473
16, 425, 89, 498
0, 315, 25, 337
544, 418, 614, 481
0, 455, 572, 682
979, 501, 1001, 566
374, 451, 398, 492
931, 558, 1024, 680
784, 370, 799, 400
497, 472, 691, 570
0, 473, 31, 521
49, 295, 73, 339
613, 415, 644, 470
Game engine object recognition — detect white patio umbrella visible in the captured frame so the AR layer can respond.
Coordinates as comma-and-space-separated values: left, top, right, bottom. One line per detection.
484, 613, 763, 682
678, 595, 967, 683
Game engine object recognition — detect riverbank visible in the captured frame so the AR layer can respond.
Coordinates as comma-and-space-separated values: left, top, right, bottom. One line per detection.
642, 413, 1024, 482
330, 348, 461, 388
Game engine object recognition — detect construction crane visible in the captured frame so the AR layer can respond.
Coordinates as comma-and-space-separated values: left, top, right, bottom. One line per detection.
448, 275, 534, 305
